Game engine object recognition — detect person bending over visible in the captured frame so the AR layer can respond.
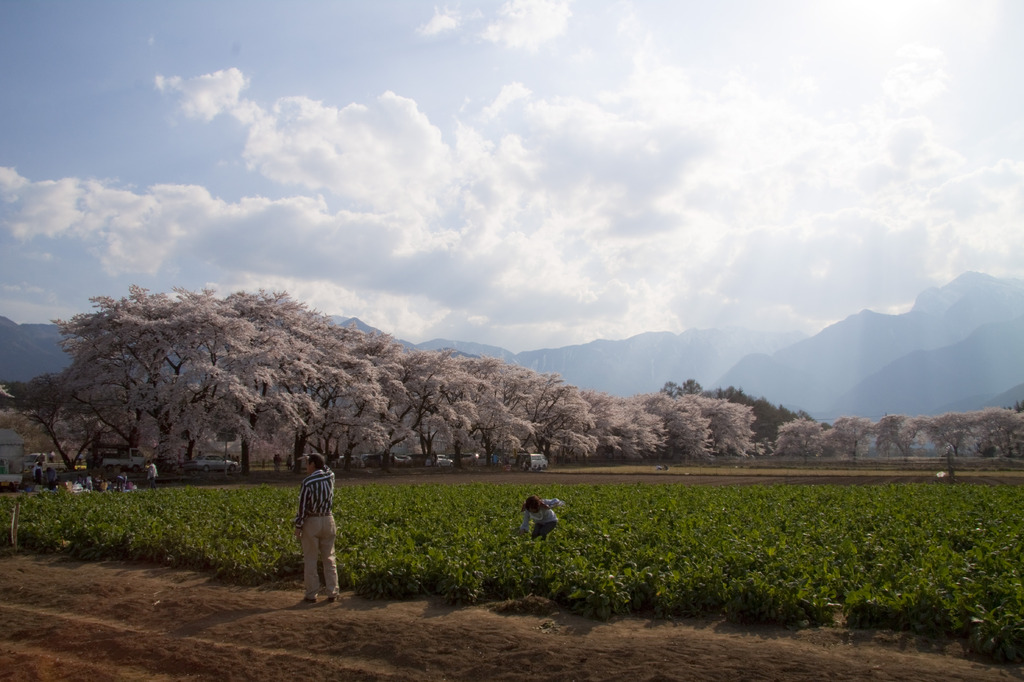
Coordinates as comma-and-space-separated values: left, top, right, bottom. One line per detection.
518, 495, 564, 540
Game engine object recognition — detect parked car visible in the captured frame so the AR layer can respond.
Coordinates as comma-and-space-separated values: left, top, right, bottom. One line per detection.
183, 454, 240, 473
356, 453, 382, 468
391, 454, 412, 466
435, 455, 453, 467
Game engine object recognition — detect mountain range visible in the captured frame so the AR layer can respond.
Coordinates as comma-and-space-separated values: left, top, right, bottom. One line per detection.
399, 271, 1024, 419
713, 272, 1024, 418
0, 317, 68, 383
2, 272, 1023, 420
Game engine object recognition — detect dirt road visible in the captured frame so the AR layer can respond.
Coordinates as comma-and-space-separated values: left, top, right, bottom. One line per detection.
1, 555, 1021, 682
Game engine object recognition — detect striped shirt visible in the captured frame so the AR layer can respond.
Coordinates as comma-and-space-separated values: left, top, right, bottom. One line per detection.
294, 466, 335, 529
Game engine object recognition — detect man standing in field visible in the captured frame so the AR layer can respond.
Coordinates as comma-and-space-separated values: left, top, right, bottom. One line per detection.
294, 453, 339, 603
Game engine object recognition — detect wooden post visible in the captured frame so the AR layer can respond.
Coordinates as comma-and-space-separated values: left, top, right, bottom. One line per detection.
9, 501, 19, 552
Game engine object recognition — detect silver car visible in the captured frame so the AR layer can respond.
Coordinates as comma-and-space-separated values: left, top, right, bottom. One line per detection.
183, 454, 240, 473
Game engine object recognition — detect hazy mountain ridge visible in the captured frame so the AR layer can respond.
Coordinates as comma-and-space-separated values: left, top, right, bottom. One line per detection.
413, 338, 517, 362
0, 317, 69, 381
827, 314, 1024, 417
512, 328, 806, 397
329, 318, 803, 396
716, 272, 1024, 418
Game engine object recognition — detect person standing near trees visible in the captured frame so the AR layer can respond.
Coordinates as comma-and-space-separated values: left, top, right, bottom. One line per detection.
146, 460, 158, 489
294, 453, 339, 603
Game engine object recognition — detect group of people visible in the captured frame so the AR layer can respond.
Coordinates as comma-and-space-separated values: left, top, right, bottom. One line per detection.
30, 459, 159, 493
293, 452, 566, 603
31, 461, 59, 491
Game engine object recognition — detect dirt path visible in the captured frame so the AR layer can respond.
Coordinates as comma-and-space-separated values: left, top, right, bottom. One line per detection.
1, 555, 1021, 681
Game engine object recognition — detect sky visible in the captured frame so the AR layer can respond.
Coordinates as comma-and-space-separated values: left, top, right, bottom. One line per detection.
1, 0, 1023, 353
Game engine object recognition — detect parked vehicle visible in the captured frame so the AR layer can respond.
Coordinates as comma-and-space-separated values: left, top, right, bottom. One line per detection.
0, 429, 26, 492
515, 453, 548, 471
391, 454, 412, 466
92, 443, 145, 473
356, 454, 383, 468
435, 455, 453, 467
183, 454, 240, 473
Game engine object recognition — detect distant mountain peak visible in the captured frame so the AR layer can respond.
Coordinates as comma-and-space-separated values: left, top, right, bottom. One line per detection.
330, 316, 379, 334
911, 271, 1024, 316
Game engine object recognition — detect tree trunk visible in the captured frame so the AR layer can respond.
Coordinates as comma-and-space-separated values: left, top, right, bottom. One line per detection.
292, 432, 307, 471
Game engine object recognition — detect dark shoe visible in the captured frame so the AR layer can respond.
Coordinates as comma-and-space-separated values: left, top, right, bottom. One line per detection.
327, 595, 337, 603
303, 597, 317, 603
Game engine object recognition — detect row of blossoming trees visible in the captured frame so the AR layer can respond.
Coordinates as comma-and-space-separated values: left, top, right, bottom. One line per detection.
7, 287, 1023, 472
9, 287, 757, 472
777, 408, 1024, 463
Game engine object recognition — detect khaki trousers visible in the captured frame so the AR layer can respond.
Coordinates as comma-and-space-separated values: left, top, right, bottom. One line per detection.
300, 515, 339, 600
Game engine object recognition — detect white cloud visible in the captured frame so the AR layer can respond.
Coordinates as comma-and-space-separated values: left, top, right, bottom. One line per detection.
137, 48, 1024, 347
0, 174, 88, 239
417, 6, 461, 36
482, 0, 572, 51
248, 92, 453, 215
882, 45, 949, 112
155, 68, 249, 122
482, 82, 532, 120
925, 159, 1024, 278
158, 77, 454, 216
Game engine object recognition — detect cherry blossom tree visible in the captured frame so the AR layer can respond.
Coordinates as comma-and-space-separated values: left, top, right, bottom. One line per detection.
429, 355, 484, 466
686, 394, 755, 457
15, 373, 104, 467
460, 357, 531, 466
357, 330, 418, 471
773, 418, 826, 462
324, 326, 393, 471
517, 372, 596, 463
299, 323, 384, 468
56, 286, 178, 457
874, 414, 921, 459
640, 392, 711, 461
920, 411, 977, 481
165, 288, 256, 462
921, 412, 975, 458
398, 350, 454, 464
969, 407, 1024, 458
582, 390, 665, 461
220, 290, 338, 473
825, 416, 874, 461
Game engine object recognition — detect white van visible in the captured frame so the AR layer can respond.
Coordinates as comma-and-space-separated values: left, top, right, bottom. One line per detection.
516, 453, 548, 471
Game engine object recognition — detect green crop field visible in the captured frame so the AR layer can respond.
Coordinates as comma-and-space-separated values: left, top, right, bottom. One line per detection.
3, 483, 1023, 661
